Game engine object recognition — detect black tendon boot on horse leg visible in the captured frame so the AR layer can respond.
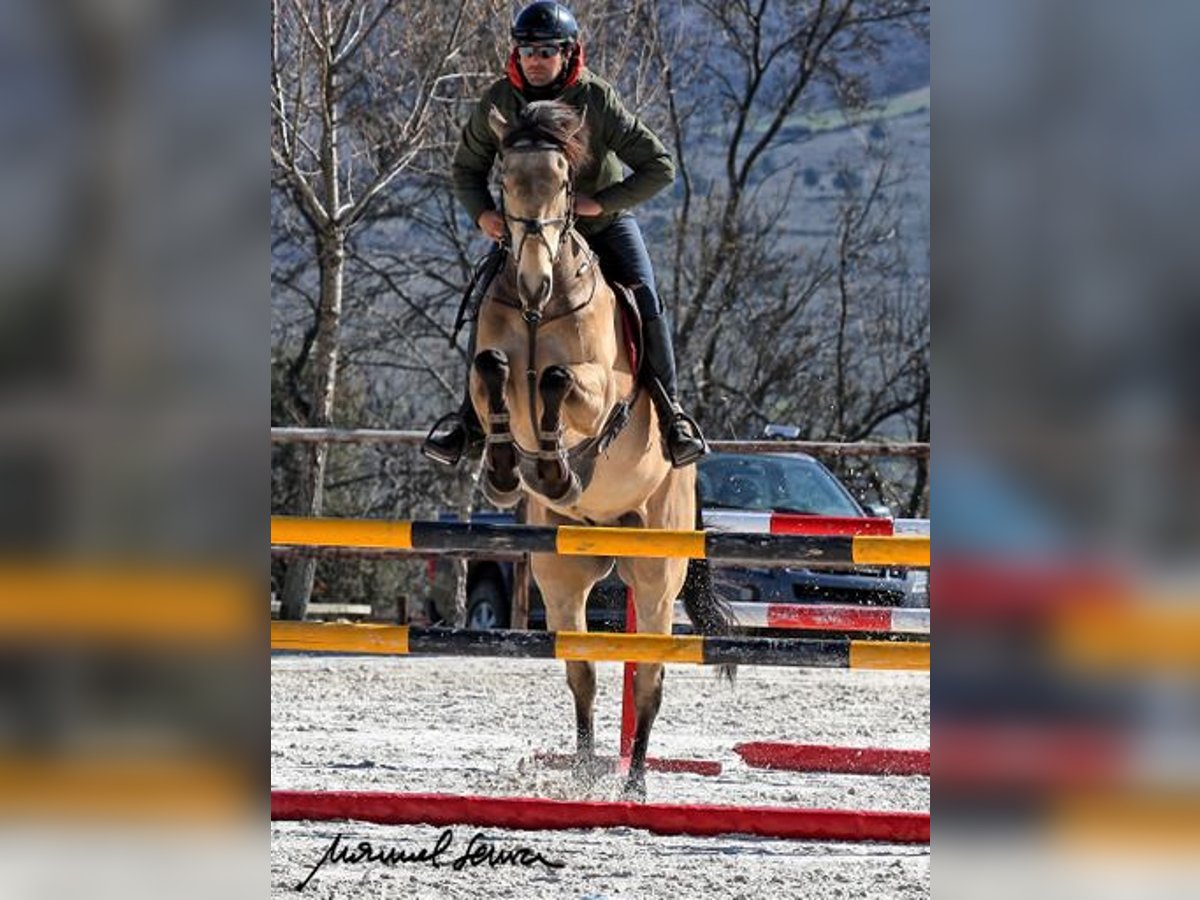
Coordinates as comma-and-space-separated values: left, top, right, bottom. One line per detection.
537, 365, 583, 504
639, 308, 708, 468
473, 348, 523, 507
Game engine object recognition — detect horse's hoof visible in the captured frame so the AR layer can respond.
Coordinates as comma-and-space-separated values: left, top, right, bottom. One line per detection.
544, 471, 582, 506
570, 755, 609, 787
620, 774, 647, 803
482, 474, 523, 508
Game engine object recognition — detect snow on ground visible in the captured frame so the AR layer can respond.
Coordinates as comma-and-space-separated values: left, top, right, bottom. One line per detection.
272, 654, 929, 899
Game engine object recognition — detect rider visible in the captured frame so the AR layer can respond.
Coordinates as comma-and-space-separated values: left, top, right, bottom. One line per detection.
422, 0, 708, 469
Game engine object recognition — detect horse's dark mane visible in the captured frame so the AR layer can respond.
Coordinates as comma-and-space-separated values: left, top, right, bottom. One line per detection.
503, 101, 591, 171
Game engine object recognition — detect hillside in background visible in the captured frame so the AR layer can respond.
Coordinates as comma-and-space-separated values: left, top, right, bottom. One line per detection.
642, 12, 930, 277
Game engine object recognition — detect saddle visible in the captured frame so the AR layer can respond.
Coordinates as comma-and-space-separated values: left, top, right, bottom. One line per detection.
611, 281, 644, 381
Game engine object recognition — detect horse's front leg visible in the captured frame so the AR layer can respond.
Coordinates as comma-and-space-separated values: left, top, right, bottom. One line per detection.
614, 556, 689, 802
473, 349, 522, 507
536, 365, 582, 503
531, 547, 614, 785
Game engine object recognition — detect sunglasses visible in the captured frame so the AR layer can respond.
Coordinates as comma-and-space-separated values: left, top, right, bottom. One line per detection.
517, 44, 565, 59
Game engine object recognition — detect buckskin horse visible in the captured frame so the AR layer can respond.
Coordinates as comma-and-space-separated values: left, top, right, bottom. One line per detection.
470, 100, 734, 799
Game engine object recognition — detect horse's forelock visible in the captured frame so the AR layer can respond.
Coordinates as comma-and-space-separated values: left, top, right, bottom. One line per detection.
507, 101, 590, 172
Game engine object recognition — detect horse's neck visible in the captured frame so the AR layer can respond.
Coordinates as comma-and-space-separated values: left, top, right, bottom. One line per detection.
547, 235, 599, 315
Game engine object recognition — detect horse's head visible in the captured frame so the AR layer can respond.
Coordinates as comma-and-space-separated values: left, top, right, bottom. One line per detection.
489, 101, 590, 313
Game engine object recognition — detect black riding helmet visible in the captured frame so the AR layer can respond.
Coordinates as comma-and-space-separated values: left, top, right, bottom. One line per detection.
511, 1, 579, 44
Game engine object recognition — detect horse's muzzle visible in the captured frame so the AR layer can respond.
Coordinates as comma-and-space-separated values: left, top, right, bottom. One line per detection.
519, 273, 553, 310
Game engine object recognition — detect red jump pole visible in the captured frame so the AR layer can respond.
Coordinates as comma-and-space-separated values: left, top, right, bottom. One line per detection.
619, 586, 637, 771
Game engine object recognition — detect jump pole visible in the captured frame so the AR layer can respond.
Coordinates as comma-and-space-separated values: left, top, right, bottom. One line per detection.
271, 790, 930, 843
674, 602, 931, 635
735, 742, 930, 777
269, 516, 930, 568
270, 622, 931, 670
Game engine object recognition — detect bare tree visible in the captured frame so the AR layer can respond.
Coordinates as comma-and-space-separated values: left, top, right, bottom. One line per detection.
271, 0, 469, 619
647, 1, 928, 436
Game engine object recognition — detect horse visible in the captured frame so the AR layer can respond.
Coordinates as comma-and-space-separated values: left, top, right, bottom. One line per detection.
469, 100, 734, 800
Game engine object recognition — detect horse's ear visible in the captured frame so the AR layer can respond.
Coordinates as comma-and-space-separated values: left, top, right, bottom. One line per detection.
488, 106, 509, 143
568, 105, 587, 140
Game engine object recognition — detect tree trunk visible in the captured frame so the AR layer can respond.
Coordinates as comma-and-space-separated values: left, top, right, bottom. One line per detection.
280, 40, 342, 623
280, 231, 346, 620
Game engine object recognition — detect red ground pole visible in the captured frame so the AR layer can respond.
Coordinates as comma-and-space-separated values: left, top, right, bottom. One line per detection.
271, 790, 929, 843
735, 742, 930, 777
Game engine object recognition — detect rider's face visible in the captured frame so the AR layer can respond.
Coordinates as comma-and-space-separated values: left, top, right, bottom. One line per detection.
518, 43, 568, 86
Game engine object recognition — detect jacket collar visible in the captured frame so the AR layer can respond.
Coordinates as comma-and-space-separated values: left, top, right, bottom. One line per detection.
506, 43, 586, 98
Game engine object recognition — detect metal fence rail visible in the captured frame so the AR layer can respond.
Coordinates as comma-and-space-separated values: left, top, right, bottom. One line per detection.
270, 427, 930, 457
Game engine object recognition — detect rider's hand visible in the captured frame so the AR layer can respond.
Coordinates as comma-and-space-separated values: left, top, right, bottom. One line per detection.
478, 210, 505, 241
574, 194, 603, 217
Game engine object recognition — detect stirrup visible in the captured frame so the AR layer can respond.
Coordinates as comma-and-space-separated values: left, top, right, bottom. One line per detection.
421, 411, 468, 466
665, 410, 709, 468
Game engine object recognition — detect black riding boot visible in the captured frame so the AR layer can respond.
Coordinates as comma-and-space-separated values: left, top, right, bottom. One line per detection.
641, 314, 708, 467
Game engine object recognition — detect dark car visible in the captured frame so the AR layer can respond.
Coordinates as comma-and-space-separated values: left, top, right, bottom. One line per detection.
425, 452, 922, 630
696, 452, 914, 605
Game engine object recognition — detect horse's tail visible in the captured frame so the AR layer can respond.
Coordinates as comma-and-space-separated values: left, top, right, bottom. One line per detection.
680, 487, 737, 684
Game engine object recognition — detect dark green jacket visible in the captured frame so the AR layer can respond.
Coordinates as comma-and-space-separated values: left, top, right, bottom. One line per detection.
451, 69, 675, 237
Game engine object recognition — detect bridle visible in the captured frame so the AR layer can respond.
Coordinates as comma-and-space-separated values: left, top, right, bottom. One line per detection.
497, 137, 579, 310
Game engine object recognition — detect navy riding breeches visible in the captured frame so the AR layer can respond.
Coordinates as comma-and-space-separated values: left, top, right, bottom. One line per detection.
585, 213, 665, 322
